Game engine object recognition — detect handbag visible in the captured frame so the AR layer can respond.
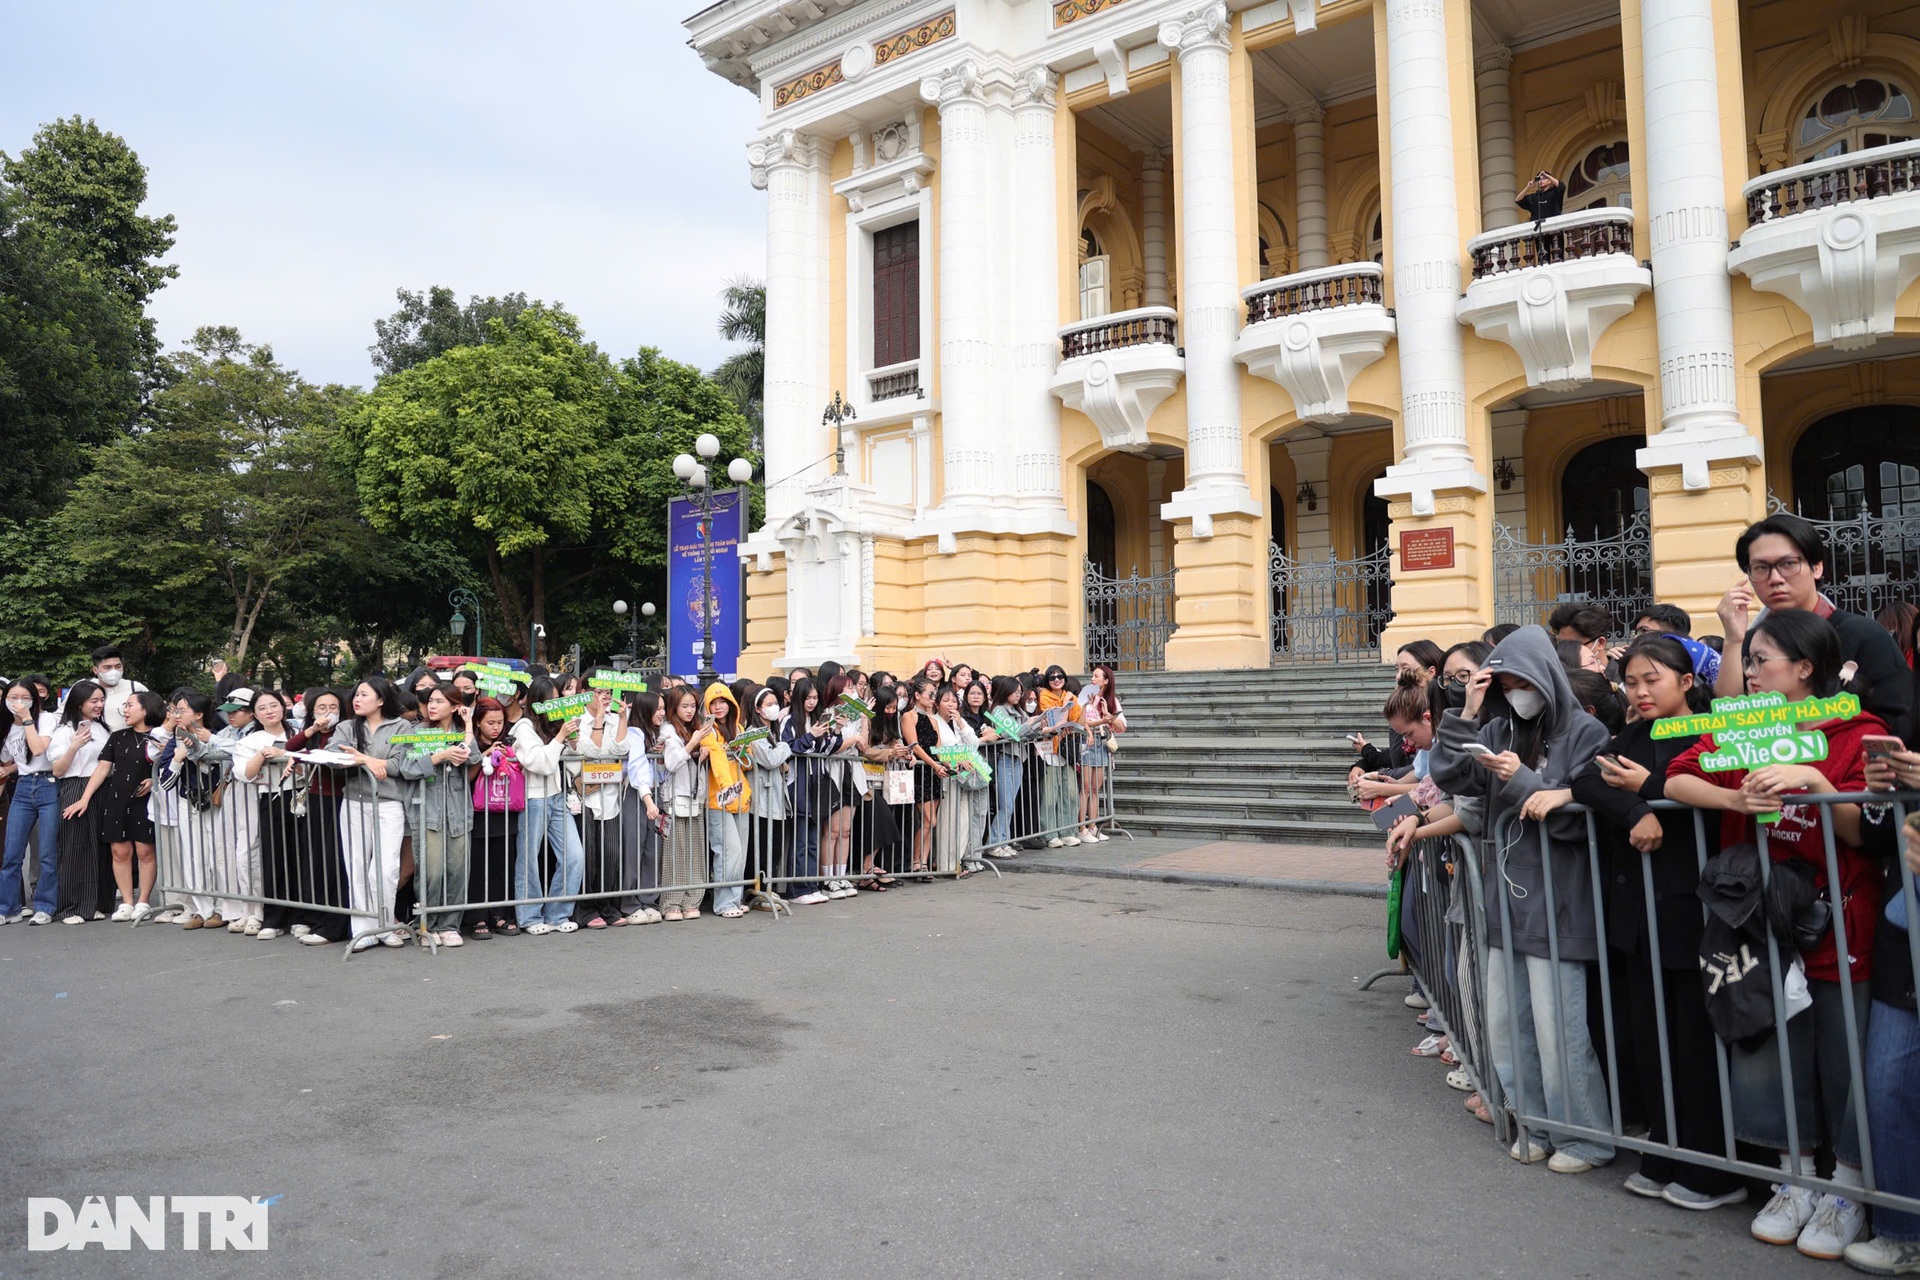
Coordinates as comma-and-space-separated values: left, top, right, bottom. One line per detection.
472, 748, 527, 813
883, 765, 915, 805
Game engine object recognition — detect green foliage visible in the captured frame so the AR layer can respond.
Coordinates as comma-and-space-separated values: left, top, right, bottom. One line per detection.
370, 285, 533, 377
712, 275, 764, 440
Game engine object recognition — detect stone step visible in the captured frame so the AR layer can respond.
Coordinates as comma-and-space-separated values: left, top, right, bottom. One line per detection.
1113, 792, 1365, 823
1118, 771, 1364, 797
1111, 810, 1383, 849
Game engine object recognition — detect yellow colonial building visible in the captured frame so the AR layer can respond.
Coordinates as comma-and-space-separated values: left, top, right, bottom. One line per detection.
684, 0, 1920, 676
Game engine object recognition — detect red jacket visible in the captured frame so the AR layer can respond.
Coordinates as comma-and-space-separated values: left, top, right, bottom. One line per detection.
1668, 712, 1886, 984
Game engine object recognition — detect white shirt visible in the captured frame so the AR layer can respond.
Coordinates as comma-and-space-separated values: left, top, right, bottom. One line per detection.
231, 728, 297, 793
3, 711, 59, 774
48, 719, 108, 780
97, 678, 149, 732
622, 727, 657, 794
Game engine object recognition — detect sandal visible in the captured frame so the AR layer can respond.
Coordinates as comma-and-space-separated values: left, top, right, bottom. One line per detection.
609, 915, 628, 926
860, 876, 890, 892
870, 872, 898, 888
471, 922, 492, 940
498, 920, 519, 935
585, 917, 607, 930
717, 905, 747, 918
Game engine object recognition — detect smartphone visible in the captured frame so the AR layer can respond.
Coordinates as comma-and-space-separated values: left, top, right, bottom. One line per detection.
1345, 733, 1364, 744
1462, 742, 1495, 757
1864, 734, 1902, 761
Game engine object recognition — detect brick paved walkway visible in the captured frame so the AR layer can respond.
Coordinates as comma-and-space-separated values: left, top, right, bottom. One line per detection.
997, 835, 1388, 897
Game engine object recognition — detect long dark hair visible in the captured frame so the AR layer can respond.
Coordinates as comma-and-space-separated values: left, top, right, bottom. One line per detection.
1091, 662, 1122, 714
1746, 608, 1844, 698
1396, 640, 1445, 679
345, 676, 402, 749
1620, 634, 1710, 713
989, 674, 1022, 709
632, 692, 663, 752
664, 685, 701, 744
705, 687, 739, 741
523, 676, 561, 743
60, 679, 103, 727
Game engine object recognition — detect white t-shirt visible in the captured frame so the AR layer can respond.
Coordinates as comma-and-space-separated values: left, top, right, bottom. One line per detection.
3, 711, 60, 774
231, 729, 297, 793
48, 719, 108, 780
98, 678, 149, 732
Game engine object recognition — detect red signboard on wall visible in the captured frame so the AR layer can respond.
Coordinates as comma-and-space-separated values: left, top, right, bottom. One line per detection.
1400, 528, 1455, 571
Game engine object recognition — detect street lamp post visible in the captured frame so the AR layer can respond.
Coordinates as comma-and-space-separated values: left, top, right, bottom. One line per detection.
448, 587, 482, 658
611, 599, 658, 672
823, 391, 857, 476
672, 433, 752, 687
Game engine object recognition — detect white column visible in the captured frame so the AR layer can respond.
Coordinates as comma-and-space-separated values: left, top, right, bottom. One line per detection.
1289, 102, 1328, 270
1159, 3, 1259, 533
1142, 150, 1170, 307
920, 61, 997, 517
1374, 0, 1483, 514
1011, 70, 1068, 518
1475, 43, 1519, 232
1633, 0, 1761, 487
747, 130, 830, 546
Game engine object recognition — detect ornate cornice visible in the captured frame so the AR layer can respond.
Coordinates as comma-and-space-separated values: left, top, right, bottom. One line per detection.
1013, 67, 1057, 110
1473, 41, 1513, 75
747, 129, 822, 189
919, 59, 984, 110
1158, 4, 1232, 55
1053, 0, 1134, 27
773, 59, 844, 110
1283, 99, 1324, 127
875, 9, 956, 66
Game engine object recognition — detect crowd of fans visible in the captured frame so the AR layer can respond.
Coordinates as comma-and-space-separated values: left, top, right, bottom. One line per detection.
0, 655, 1126, 951
1344, 513, 1920, 1274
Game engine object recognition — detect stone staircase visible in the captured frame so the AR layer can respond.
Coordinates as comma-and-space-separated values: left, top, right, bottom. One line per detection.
1109, 663, 1394, 848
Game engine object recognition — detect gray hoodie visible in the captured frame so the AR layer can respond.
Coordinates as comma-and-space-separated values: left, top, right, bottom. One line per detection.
1430, 625, 1611, 962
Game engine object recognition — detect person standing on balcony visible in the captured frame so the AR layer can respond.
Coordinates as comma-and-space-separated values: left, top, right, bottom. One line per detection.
1516, 170, 1564, 267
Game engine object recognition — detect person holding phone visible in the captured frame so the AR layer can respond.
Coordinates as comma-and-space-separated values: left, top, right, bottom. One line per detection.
656, 685, 709, 921
283, 687, 350, 944
507, 676, 586, 936
572, 686, 632, 930
1568, 633, 1744, 1210
50, 681, 109, 926
1, 677, 62, 924
391, 684, 474, 947
1430, 626, 1614, 1175
232, 690, 300, 939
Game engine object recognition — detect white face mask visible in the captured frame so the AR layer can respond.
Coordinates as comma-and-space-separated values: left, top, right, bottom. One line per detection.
1506, 687, 1547, 720
97, 670, 122, 688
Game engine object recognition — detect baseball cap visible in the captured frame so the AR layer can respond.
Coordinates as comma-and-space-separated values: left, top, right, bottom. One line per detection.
217, 687, 257, 713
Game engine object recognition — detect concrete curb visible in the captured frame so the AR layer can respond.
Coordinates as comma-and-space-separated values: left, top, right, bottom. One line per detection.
999, 859, 1389, 899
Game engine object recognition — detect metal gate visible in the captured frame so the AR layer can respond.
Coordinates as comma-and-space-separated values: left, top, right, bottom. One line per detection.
1083, 560, 1176, 671
1269, 542, 1394, 662
1768, 493, 1920, 618
1492, 513, 1653, 629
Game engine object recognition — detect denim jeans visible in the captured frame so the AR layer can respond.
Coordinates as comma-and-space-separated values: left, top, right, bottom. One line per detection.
987, 760, 1022, 848
786, 815, 819, 897
0, 774, 59, 916
1484, 948, 1616, 1164
1730, 978, 1868, 1163
516, 795, 584, 927
1864, 1001, 1920, 1241
707, 809, 747, 912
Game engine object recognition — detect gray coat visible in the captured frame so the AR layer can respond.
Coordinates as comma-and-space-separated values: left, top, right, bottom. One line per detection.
1430, 626, 1611, 963
391, 736, 474, 836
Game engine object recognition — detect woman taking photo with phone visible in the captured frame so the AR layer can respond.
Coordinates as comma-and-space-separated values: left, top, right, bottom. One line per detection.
509, 676, 587, 936
391, 683, 475, 947
657, 685, 710, 921
1667, 609, 1886, 1255
333, 677, 409, 952
231, 690, 300, 940
1035, 665, 1082, 847
571, 687, 631, 931
464, 696, 521, 938
51, 681, 109, 925
61, 689, 165, 924
284, 687, 350, 945
901, 676, 946, 876
1075, 664, 1124, 843
1569, 633, 1742, 1210
2, 677, 61, 924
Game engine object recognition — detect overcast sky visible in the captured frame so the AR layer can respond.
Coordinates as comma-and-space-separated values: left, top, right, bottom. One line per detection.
1, 1, 766, 389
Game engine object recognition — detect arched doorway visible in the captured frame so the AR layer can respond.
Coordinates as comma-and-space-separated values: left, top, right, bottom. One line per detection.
1560, 436, 1648, 539
1788, 407, 1920, 615
1086, 478, 1118, 577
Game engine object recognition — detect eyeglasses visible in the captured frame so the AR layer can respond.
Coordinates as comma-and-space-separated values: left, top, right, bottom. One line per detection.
1443, 671, 1473, 686
1748, 556, 1808, 582
1632, 623, 1663, 636
1743, 654, 1795, 672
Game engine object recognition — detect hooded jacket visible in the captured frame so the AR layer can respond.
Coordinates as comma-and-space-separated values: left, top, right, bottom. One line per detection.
1431, 626, 1612, 962
700, 682, 750, 814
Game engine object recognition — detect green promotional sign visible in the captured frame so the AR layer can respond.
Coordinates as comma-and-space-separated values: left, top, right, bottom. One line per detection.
587, 668, 652, 694
1652, 690, 1856, 825
534, 692, 593, 720
473, 676, 518, 697
460, 661, 530, 685
391, 729, 466, 746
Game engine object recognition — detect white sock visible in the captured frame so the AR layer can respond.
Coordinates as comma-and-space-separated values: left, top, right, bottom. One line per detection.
1831, 1164, 1864, 1193
1781, 1152, 1807, 1178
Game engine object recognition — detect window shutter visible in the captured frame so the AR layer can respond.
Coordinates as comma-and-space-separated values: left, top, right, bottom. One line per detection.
872, 222, 920, 368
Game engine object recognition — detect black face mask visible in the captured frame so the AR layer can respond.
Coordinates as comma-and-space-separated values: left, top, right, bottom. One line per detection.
1441, 683, 1468, 711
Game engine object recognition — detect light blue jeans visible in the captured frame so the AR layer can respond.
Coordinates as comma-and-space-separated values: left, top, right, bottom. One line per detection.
987, 758, 1022, 848
707, 809, 748, 913
516, 795, 584, 927
1484, 948, 1616, 1164
1, 774, 60, 917
1865, 1000, 1920, 1241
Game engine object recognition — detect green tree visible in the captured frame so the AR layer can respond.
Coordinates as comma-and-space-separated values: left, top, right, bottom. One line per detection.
57, 327, 371, 667
370, 285, 533, 377
711, 276, 764, 442
0, 183, 145, 517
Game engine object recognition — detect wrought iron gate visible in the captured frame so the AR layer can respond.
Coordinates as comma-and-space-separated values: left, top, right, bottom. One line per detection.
1269, 543, 1394, 662
1083, 560, 1176, 671
1492, 514, 1653, 629
1767, 494, 1920, 618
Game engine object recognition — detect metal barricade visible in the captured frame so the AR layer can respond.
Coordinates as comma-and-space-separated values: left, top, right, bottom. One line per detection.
1474, 792, 1920, 1218
1394, 834, 1497, 1126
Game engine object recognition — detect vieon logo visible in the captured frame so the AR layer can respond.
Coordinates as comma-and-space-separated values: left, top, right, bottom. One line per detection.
27, 1195, 274, 1251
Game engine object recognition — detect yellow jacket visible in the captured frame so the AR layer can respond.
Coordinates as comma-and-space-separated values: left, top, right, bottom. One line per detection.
700, 682, 751, 813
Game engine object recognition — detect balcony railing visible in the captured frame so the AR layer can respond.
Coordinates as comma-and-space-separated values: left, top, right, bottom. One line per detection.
1745, 140, 1920, 225
1467, 208, 1636, 280
866, 361, 922, 402
1058, 305, 1179, 360
1243, 262, 1384, 325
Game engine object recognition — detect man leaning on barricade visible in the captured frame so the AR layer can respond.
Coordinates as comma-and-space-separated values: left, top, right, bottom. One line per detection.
1345, 511, 1920, 1275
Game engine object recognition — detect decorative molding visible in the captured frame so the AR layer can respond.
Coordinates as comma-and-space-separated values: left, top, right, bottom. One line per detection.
1583, 82, 1624, 130
874, 9, 956, 66
1385, 0, 1446, 28
1283, 99, 1324, 127
747, 129, 821, 189
1649, 204, 1730, 251
1829, 15, 1870, 69
1014, 66, 1057, 111
1648, 466, 1753, 494
746, 0, 921, 76
860, 534, 876, 636
774, 59, 843, 110
1387, 495, 1475, 518
919, 59, 984, 110
1157, 3, 1232, 55
1474, 42, 1513, 75
1054, 0, 1134, 29
1729, 185, 1920, 351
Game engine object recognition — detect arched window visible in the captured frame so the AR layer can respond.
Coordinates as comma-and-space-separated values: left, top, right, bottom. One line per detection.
1796, 78, 1915, 164
1366, 213, 1383, 265
1560, 436, 1648, 540
1792, 407, 1920, 521
1079, 229, 1110, 320
1086, 479, 1118, 578
1565, 140, 1632, 210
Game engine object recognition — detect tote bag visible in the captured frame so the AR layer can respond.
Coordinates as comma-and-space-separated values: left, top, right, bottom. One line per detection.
473, 749, 527, 813
882, 764, 915, 806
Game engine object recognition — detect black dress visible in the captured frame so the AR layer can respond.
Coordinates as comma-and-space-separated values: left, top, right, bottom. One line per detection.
908, 710, 943, 803
96, 728, 156, 845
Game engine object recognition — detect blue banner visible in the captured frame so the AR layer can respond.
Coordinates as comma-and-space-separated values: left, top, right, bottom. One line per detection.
667, 493, 744, 678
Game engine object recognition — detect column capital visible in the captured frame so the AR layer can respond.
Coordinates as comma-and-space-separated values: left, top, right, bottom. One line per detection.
747, 130, 822, 189
1473, 42, 1512, 76
918, 60, 985, 111
1157, 4, 1232, 57
1283, 99, 1324, 128
1012, 67, 1057, 111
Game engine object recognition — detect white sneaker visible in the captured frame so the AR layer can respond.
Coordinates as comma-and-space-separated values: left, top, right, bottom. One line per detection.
827, 882, 854, 900
1797, 1192, 1866, 1260
1751, 1183, 1821, 1246
1844, 1236, 1920, 1275
1404, 991, 1431, 1010
290, 923, 311, 938
129, 902, 152, 922
436, 931, 464, 948
350, 934, 382, 952
29, 911, 52, 925
298, 932, 332, 946
381, 930, 407, 947
110, 904, 133, 922
838, 880, 858, 897
624, 910, 654, 925
61, 914, 85, 925
1062, 837, 1081, 846
153, 908, 181, 923
791, 891, 830, 905
1661, 1182, 1747, 1211
1510, 1140, 1548, 1164
1547, 1151, 1594, 1175
1622, 1172, 1667, 1199
1046, 838, 1063, 848
255, 927, 282, 940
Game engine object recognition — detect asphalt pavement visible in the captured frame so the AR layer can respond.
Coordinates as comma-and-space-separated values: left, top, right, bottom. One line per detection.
1, 875, 1833, 1278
